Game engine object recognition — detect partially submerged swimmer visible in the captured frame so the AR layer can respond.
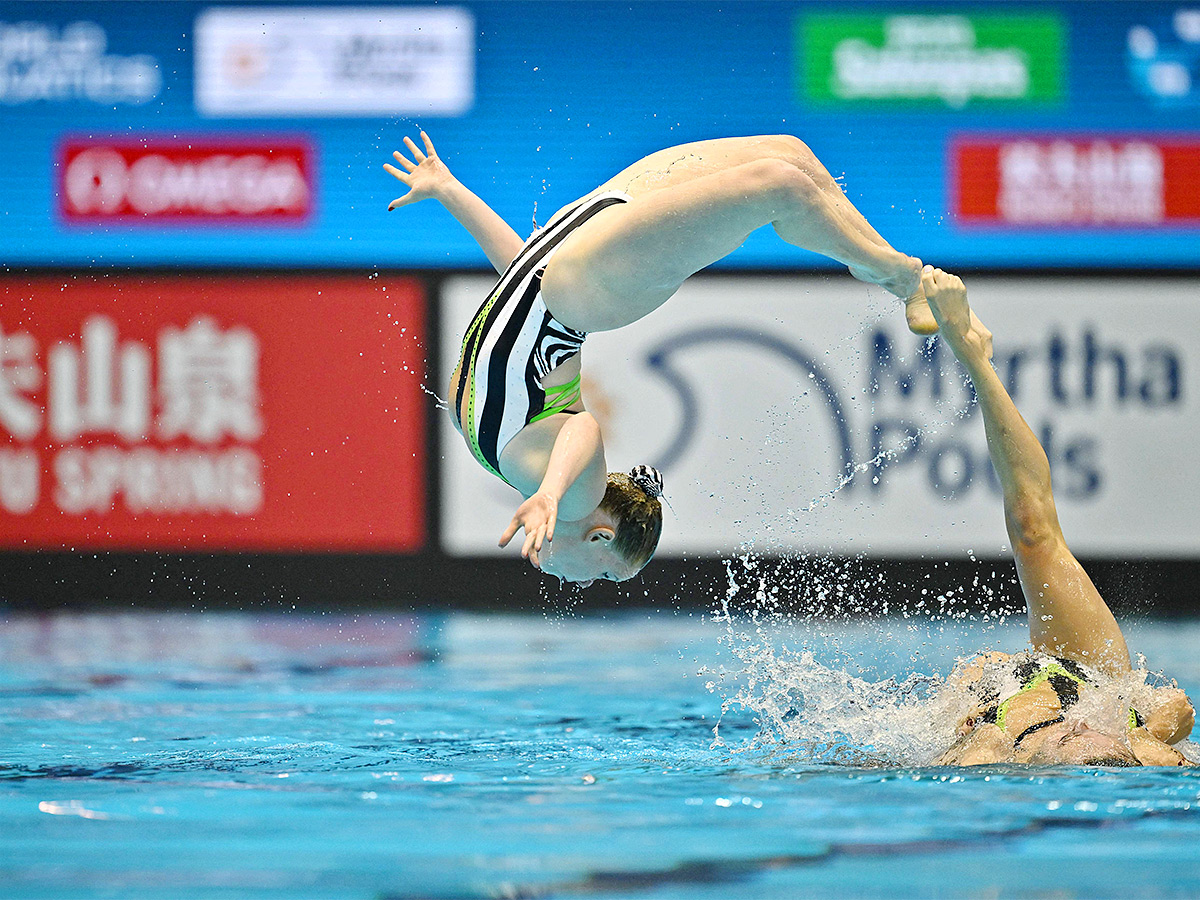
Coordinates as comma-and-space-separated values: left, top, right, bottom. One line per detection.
385, 132, 934, 585
920, 268, 1194, 767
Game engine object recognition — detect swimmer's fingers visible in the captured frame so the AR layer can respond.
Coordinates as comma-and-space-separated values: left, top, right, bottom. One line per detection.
403, 135, 427, 163
384, 157, 421, 211
387, 191, 419, 211
383, 163, 411, 183
390, 150, 417, 173
521, 528, 539, 559
420, 130, 437, 158
498, 516, 522, 548
521, 521, 552, 559
920, 266, 970, 331
920, 265, 937, 297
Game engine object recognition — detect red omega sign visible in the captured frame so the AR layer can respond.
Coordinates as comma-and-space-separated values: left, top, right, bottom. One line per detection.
58, 137, 314, 223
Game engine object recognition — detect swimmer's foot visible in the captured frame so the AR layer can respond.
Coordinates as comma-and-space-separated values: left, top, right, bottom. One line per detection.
849, 255, 938, 335
904, 284, 939, 336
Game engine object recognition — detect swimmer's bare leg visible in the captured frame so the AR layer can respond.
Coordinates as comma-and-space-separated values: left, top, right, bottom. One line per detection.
603, 136, 893, 249
546, 157, 921, 331
780, 146, 937, 334
922, 268, 1131, 676
587, 135, 935, 334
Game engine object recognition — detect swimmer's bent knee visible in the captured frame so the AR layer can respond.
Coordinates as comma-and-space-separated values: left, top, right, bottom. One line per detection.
738, 159, 822, 213
764, 134, 819, 167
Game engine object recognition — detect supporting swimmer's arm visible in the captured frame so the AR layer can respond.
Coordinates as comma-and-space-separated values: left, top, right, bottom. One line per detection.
384, 131, 525, 274
922, 268, 1131, 676
935, 723, 1009, 766
498, 412, 608, 560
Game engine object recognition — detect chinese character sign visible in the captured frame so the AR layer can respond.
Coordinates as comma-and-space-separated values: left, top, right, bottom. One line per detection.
0, 276, 427, 551
952, 136, 1200, 227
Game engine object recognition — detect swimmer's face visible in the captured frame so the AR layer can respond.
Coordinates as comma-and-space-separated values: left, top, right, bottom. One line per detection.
1015, 720, 1140, 767
535, 526, 639, 587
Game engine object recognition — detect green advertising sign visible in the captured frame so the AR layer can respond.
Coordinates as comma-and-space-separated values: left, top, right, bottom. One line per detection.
800, 11, 1065, 107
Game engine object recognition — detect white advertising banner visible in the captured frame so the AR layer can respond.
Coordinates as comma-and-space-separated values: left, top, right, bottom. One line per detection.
194, 6, 474, 117
440, 275, 1198, 559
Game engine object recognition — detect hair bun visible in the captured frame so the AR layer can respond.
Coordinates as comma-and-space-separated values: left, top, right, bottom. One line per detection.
629, 464, 664, 500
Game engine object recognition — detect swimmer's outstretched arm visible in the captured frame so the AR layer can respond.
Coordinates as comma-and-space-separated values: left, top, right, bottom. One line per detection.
384, 131, 524, 274
921, 268, 1131, 677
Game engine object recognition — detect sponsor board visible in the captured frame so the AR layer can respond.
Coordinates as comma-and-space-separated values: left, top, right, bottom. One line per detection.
440, 275, 1198, 559
58, 138, 314, 224
953, 136, 1200, 227
799, 11, 1064, 107
194, 6, 475, 117
0, 275, 426, 551
0, 18, 160, 105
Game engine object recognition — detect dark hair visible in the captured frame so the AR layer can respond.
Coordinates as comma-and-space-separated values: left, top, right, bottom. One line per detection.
599, 472, 663, 569
1082, 755, 1141, 767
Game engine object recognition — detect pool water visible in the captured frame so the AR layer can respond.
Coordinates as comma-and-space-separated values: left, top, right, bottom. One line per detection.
2, 608, 1199, 899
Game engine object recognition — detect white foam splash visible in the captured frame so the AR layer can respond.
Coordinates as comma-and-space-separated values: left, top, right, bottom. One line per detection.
704, 554, 1187, 767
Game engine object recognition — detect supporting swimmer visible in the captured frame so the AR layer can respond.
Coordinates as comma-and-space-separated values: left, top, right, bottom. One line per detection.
919, 268, 1193, 767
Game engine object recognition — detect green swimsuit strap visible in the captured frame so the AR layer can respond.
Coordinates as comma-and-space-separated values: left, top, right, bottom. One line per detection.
995, 663, 1087, 732
530, 372, 582, 424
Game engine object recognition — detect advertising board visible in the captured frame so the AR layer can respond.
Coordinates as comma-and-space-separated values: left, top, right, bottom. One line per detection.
0, 17, 161, 105
952, 136, 1200, 227
440, 274, 1198, 559
799, 10, 1065, 107
0, 274, 427, 550
2, 1, 1200, 269
193, 6, 475, 117
59, 137, 314, 223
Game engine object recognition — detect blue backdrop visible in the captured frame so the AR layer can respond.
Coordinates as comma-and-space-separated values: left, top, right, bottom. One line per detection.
2, 0, 1198, 270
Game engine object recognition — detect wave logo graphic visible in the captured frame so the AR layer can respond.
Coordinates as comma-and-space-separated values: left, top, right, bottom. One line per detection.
641, 326, 855, 490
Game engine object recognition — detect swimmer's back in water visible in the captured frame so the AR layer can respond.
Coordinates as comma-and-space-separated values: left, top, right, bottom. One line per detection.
920, 268, 1193, 767
384, 131, 944, 585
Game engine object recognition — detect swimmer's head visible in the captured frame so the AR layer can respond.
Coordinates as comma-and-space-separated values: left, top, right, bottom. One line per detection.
534, 467, 663, 586
598, 468, 664, 570
1015, 720, 1141, 767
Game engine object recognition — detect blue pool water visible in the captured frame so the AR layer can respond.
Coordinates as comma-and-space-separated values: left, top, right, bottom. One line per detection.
2, 608, 1199, 899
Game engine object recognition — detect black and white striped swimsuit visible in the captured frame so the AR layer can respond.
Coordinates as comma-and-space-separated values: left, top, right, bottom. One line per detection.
452, 190, 630, 485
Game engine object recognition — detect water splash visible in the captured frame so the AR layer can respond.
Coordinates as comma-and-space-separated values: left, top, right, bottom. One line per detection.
705, 574, 955, 764
702, 554, 1188, 767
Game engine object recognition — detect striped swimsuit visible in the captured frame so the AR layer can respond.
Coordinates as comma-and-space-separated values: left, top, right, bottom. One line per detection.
452, 190, 631, 485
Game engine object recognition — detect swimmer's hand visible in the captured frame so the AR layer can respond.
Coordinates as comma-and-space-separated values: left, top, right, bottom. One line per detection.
499, 491, 558, 563
384, 131, 456, 210
921, 266, 993, 363
1145, 688, 1195, 745
1129, 726, 1195, 766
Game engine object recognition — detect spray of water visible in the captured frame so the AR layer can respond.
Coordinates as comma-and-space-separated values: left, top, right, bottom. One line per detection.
702, 553, 1187, 767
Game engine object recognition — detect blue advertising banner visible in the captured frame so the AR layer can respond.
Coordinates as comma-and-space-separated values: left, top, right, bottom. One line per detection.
1, 1, 1198, 269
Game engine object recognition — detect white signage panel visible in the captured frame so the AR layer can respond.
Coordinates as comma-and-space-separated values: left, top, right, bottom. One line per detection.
194, 6, 474, 117
440, 275, 1199, 559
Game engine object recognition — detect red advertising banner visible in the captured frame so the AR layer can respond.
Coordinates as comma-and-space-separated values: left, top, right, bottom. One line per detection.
952, 136, 1200, 227
0, 275, 426, 551
58, 137, 314, 223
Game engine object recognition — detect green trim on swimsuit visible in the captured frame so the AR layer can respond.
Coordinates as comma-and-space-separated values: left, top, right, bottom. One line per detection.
995, 662, 1086, 732
528, 373, 582, 424
460, 288, 511, 485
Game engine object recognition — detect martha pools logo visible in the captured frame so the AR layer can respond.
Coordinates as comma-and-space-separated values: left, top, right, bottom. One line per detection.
799, 11, 1064, 107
